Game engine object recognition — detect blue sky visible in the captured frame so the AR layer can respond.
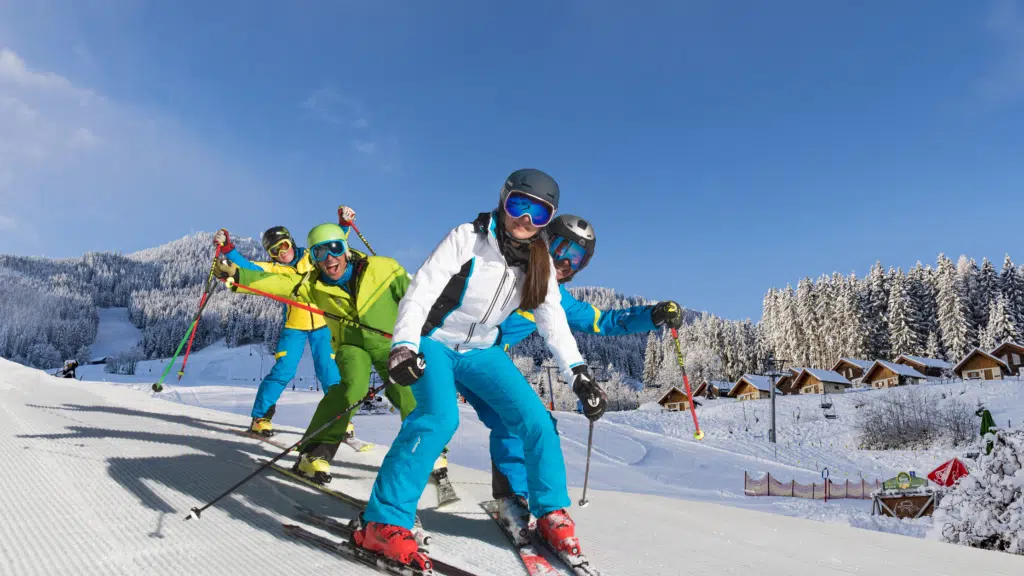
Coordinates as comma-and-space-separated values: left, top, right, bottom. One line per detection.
1, 1, 1023, 320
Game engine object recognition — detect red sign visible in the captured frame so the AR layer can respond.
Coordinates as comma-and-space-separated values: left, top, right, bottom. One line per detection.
928, 458, 968, 487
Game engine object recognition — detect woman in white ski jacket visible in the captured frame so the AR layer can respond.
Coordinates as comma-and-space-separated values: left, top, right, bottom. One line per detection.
354, 169, 607, 570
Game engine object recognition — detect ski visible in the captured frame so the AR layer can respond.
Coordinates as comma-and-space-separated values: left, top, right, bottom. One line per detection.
344, 436, 375, 453
234, 429, 297, 451
256, 457, 369, 509
479, 500, 560, 576
431, 466, 460, 507
283, 522, 480, 576
295, 505, 430, 554
283, 523, 434, 576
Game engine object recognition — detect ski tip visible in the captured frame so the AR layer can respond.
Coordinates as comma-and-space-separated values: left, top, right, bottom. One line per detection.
693, 430, 705, 440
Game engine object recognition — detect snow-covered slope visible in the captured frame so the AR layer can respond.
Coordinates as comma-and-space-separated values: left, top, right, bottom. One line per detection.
89, 308, 143, 359
5, 358, 1024, 574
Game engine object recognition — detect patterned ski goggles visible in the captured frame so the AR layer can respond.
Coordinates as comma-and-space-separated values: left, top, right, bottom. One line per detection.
311, 240, 347, 262
267, 239, 293, 257
503, 191, 555, 227
549, 236, 588, 271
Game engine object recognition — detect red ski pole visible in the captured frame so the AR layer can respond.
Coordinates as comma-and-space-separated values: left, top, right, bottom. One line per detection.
671, 327, 704, 440
223, 277, 393, 340
338, 208, 376, 256
178, 246, 222, 381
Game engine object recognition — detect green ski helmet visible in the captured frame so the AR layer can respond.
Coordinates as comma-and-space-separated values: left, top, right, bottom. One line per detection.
306, 223, 349, 261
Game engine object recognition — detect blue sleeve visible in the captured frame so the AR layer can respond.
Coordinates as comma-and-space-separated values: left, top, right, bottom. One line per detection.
224, 248, 264, 272
496, 311, 539, 348
560, 285, 657, 336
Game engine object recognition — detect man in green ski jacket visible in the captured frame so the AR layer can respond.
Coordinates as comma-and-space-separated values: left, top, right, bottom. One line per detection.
214, 220, 416, 483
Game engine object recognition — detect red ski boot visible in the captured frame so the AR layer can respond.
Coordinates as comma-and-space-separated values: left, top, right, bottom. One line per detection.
353, 521, 432, 571
536, 509, 582, 556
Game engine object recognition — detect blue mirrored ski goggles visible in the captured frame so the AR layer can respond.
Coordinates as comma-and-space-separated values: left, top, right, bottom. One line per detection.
503, 191, 555, 227
549, 236, 588, 271
311, 240, 347, 262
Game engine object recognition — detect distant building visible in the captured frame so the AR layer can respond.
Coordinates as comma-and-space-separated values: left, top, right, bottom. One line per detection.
830, 358, 872, 384
861, 360, 926, 389
990, 341, 1024, 377
791, 369, 852, 395
953, 348, 1011, 381
692, 380, 731, 399
656, 386, 700, 411
894, 354, 952, 378
775, 367, 804, 395
728, 374, 775, 401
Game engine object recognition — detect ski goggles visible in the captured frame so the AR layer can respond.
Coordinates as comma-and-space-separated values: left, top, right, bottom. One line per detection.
267, 239, 293, 257
503, 191, 555, 227
310, 240, 348, 262
549, 236, 588, 271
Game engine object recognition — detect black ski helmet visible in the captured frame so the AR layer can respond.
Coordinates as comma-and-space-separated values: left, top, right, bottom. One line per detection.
261, 226, 293, 253
499, 168, 560, 214
548, 214, 596, 281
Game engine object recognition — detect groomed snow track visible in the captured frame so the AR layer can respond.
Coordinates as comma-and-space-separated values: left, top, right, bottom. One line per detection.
1, 358, 1022, 575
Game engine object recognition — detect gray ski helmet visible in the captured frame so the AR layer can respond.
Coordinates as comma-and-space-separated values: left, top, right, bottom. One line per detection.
548, 214, 596, 279
499, 168, 560, 213
261, 226, 293, 253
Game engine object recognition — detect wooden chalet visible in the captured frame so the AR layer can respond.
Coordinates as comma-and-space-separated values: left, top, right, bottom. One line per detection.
728, 375, 775, 401
791, 369, 852, 395
774, 367, 804, 395
861, 360, 926, 389
953, 348, 1011, 381
656, 386, 700, 411
894, 354, 952, 378
991, 341, 1024, 376
830, 358, 872, 383
692, 380, 731, 399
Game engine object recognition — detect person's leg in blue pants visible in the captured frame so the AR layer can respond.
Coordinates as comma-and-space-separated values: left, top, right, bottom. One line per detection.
250, 327, 307, 419
454, 347, 570, 518
307, 326, 341, 392
457, 384, 530, 501
364, 337, 460, 529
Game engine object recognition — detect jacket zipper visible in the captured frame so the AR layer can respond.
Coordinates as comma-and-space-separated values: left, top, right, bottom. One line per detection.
480, 267, 509, 325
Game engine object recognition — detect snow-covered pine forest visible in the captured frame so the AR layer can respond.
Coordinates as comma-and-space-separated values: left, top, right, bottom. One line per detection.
760, 254, 1024, 369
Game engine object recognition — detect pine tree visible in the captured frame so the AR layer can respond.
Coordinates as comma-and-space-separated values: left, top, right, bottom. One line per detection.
906, 263, 931, 353
796, 278, 818, 367
866, 262, 890, 359
888, 270, 920, 357
937, 253, 970, 361
642, 332, 662, 386
982, 294, 1017, 349
926, 330, 943, 359
957, 256, 982, 349
978, 258, 999, 333
1000, 255, 1024, 340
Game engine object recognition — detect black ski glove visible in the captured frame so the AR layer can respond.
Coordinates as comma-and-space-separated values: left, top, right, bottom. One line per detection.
652, 301, 683, 329
388, 346, 426, 387
212, 257, 240, 284
572, 365, 606, 421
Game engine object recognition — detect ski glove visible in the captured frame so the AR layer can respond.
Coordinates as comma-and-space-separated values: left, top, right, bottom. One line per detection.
388, 346, 426, 387
652, 301, 684, 329
571, 365, 606, 421
338, 205, 357, 225
212, 257, 240, 284
213, 228, 235, 253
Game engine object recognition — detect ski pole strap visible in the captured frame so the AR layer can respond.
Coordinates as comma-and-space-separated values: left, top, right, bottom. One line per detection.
341, 220, 376, 256
671, 328, 704, 440
223, 277, 393, 339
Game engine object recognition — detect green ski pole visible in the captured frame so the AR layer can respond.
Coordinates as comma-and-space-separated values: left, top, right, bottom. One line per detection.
152, 319, 199, 392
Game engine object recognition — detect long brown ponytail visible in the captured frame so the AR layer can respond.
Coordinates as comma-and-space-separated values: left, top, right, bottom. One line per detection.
519, 236, 551, 311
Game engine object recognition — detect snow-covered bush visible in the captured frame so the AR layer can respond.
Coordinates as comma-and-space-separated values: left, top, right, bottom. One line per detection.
936, 428, 1024, 555
105, 346, 144, 375
856, 386, 976, 449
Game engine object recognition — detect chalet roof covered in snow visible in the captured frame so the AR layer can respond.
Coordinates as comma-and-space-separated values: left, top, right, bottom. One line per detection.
835, 358, 872, 370
897, 354, 952, 370
729, 374, 775, 396
863, 360, 926, 380
953, 348, 1011, 375
990, 341, 1024, 356
798, 368, 852, 386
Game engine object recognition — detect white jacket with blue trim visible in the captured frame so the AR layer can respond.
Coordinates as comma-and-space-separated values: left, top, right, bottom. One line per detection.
391, 212, 585, 381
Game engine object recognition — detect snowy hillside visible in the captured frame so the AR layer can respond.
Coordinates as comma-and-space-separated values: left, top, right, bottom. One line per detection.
7, 358, 1024, 575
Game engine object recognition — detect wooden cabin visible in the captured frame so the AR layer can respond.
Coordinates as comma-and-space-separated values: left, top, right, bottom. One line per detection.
953, 349, 1011, 381
728, 375, 775, 401
990, 341, 1024, 376
830, 358, 872, 384
656, 386, 699, 411
894, 354, 952, 378
692, 380, 730, 399
861, 360, 926, 389
774, 367, 804, 395
791, 369, 852, 395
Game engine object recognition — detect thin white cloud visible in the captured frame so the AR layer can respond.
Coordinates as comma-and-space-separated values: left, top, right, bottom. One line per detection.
0, 214, 16, 232
302, 87, 369, 128
69, 127, 97, 149
0, 48, 95, 103
978, 0, 1024, 102
352, 140, 377, 154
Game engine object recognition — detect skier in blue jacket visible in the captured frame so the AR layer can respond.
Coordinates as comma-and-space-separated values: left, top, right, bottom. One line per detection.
483, 213, 684, 535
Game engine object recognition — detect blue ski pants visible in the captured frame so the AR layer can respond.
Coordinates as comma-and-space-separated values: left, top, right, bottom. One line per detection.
363, 337, 570, 529
250, 326, 340, 418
